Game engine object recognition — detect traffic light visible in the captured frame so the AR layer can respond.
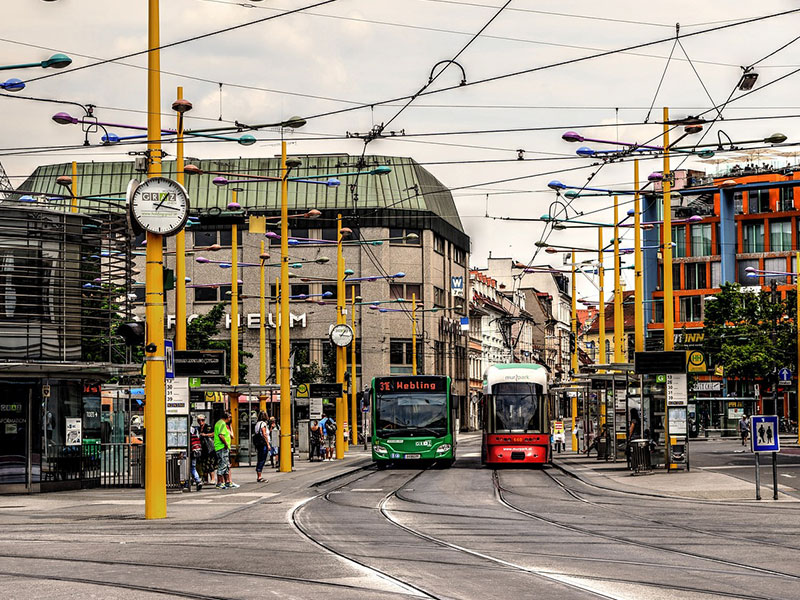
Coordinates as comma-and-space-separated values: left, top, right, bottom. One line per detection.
569, 332, 576, 353
116, 321, 145, 346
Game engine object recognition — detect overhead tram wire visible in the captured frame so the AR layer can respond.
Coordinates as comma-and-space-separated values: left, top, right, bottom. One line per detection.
20, 0, 342, 86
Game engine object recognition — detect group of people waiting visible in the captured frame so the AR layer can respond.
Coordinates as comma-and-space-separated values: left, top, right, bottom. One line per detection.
309, 415, 337, 461
186, 411, 281, 490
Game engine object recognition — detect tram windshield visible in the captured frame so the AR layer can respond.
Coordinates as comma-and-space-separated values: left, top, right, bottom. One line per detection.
489, 382, 541, 433
375, 392, 447, 438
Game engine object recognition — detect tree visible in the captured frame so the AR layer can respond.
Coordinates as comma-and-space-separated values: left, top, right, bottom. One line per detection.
186, 302, 252, 382
703, 283, 796, 391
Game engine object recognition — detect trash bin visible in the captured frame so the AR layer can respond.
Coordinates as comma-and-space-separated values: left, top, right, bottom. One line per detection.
629, 439, 652, 474
596, 437, 608, 461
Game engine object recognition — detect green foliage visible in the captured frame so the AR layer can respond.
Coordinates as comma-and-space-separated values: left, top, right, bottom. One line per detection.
703, 282, 796, 381
186, 302, 252, 382
292, 344, 333, 385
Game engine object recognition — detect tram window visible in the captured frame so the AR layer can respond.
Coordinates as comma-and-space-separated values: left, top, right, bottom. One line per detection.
490, 382, 540, 432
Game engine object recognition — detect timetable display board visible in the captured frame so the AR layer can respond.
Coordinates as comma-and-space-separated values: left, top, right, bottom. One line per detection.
375, 376, 448, 394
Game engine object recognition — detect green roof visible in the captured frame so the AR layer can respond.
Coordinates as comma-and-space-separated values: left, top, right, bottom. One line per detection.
18, 154, 465, 234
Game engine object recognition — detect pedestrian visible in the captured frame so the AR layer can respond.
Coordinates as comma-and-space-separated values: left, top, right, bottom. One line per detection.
309, 419, 323, 461
626, 408, 642, 467
319, 414, 337, 460
197, 415, 217, 484
268, 416, 280, 468
253, 411, 270, 482
214, 411, 239, 489
187, 419, 203, 491
739, 414, 750, 446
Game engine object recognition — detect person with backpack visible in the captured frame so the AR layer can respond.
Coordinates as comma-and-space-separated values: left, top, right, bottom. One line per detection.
253, 411, 270, 482
187, 419, 203, 491
309, 419, 323, 462
319, 414, 337, 460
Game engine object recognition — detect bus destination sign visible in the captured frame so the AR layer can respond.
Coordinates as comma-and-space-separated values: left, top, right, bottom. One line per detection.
376, 377, 447, 393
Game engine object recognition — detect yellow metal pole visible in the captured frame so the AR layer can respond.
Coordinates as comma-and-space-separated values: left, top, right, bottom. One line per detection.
259, 240, 267, 413
614, 196, 624, 363
144, 0, 166, 520
229, 214, 239, 445
335, 214, 346, 458
351, 287, 357, 446
175, 87, 187, 351
275, 276, 281, 388
571, 251, 578, 374
412, 292, 418, 376
663, 107, 674, 351
70, 161, 78, 214
633, 160, 644, 353
279, 141, 292, 472
797, 251, 799, 445
598, 228, 606, 365
571, 395, 578, 452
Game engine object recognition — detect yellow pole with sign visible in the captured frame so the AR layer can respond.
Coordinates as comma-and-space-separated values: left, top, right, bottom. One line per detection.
259, 240, 267, 412
571, 251, 578, 451
335, 214, 346, 458
633, 159, 644, 353
71, 161, 78, 213
275, 276, 281, 388
230, 211, 239, 445
144, 0, 166, 520
351, 287, 358, 445
598, 228, 606, 365
175, 87, 187, 351
797, 251, 800, 445
412, 293, 418, 376
614, 196, 624, 363
279, 141, 292, 473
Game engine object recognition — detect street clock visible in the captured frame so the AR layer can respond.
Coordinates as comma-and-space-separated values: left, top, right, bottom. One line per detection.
330, 323, 354, 347
130, 177, 190, 236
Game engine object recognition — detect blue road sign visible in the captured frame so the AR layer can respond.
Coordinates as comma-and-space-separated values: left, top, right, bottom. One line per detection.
164, 339, 175, 379
751, 415, 780, 453
779, 368, 792, 383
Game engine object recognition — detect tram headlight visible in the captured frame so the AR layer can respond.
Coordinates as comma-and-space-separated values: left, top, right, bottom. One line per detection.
435, 444, 452, 454
374, 445, 388, 455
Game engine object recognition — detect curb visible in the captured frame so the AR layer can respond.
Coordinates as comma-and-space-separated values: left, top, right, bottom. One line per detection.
310, 457, 374, 487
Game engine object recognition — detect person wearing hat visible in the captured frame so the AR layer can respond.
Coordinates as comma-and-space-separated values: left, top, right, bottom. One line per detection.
197, 414, 217, 485
268, 416, 280, 468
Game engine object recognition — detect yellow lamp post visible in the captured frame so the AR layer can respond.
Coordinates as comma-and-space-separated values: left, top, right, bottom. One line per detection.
70, 161, 78, 213
173, 88, 191, 351
412, 292, 418, 376
275, 276, 281, 388
633, 160, 644, 353
279, 142, 293, 472
613, 196, 624, 363
335, 214, 347, 458
662, 107, 675, 351
797, 251, 800, 446
598, 228, 606, 365
571, 251, 578, 451
259, 241, 267, 412
229, 191, 239, 444
144, 0, 166, 520
350, 286, 358, 446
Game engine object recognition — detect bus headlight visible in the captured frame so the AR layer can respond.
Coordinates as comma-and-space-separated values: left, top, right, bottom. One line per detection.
374, 445, 388, 455
435, 444, 452, 454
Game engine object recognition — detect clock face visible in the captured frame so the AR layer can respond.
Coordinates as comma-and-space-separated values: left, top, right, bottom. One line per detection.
130, 177, 190, 236
330, 324, 354, 347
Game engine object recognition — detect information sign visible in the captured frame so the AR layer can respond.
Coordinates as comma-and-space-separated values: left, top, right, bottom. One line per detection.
164, 339, 174, 379
65, 418, 82, 446
309, 383, 344, 398
779, 368, 792, 385
666, 373, 688, 406
310, 397, 323, 419
174, 350, 226, 377
668, 407, 687, 435
635, 351, 686, 374
166, 377, 190, 415
751, 415, 780, 453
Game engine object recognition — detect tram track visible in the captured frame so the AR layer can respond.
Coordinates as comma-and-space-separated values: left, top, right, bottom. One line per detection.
542, 467, 800, 553
493, 469, 800, 583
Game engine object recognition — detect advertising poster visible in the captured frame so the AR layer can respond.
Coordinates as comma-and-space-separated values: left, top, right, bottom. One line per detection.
65, 418, 82, 446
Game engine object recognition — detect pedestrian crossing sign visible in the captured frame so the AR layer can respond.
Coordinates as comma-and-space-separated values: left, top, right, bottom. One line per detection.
750, 415, 780, 453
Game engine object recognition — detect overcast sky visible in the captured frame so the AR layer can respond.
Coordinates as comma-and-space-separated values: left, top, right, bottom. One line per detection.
5, 0, 800, 302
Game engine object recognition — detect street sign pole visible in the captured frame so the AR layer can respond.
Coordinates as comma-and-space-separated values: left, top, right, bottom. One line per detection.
754, 452, 761, 501
773, 451, 779, 500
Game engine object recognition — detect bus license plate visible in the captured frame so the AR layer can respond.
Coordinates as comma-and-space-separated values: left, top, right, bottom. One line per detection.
405, 453, 422, 459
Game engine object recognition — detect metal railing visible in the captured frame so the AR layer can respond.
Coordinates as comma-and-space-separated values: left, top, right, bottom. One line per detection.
100, 442, 143, 488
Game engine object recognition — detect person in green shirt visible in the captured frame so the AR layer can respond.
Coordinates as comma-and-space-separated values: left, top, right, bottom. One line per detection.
214, 412, 239, 489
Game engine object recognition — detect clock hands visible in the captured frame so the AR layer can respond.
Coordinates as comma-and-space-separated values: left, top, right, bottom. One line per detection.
155, 192, 170, 211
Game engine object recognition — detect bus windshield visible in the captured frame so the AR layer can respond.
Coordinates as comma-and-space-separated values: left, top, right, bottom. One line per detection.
376, 392, 447, 438
490, 382, 541, 433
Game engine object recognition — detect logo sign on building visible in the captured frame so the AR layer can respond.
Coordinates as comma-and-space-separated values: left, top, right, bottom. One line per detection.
164, 339, 175, 379
779, 368, 792, 386
174, 350, 226, 377
751, 415, 780, 453
296, 383, 309, 398
451, 275, 464, 297
666, 373, 688, 407
686, 350, 707, 374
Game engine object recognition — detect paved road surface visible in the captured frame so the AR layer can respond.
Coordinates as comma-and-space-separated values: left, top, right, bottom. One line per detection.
3, 434, 800, 599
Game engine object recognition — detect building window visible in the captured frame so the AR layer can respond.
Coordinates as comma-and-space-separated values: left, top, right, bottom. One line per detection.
390, 283, 422, 302
764, 257, 788, 286
290, 284, 310, 298
389, 228, 421, 245
322, 283, 360, 300
453, 247, 466, 266
390, 338, 420, 374
734, 191, 744, 215
652, 299, 663, 323
711, 261, 721, 288
742, 222, 764, 253
194, 229, 242, 247
685, 263, 707, 290
672, 263, 681, 290
690, 223, 712, 256
194, 283, 241, 302
770, 220, 792, 251
672, 225, 686, 258
749, 189, 770, 214
290, 341, 311, 366
680, 296, 702, 322
132, 287, 146, 304
433, 234, 445, 255
779, 187, 794, 212
434, 340, 445, 373
737, 259, 758, 284
433, 286, 446, 308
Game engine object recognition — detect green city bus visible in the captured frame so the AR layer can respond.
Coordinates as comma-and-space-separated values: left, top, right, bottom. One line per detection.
371, 375, 455, 468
